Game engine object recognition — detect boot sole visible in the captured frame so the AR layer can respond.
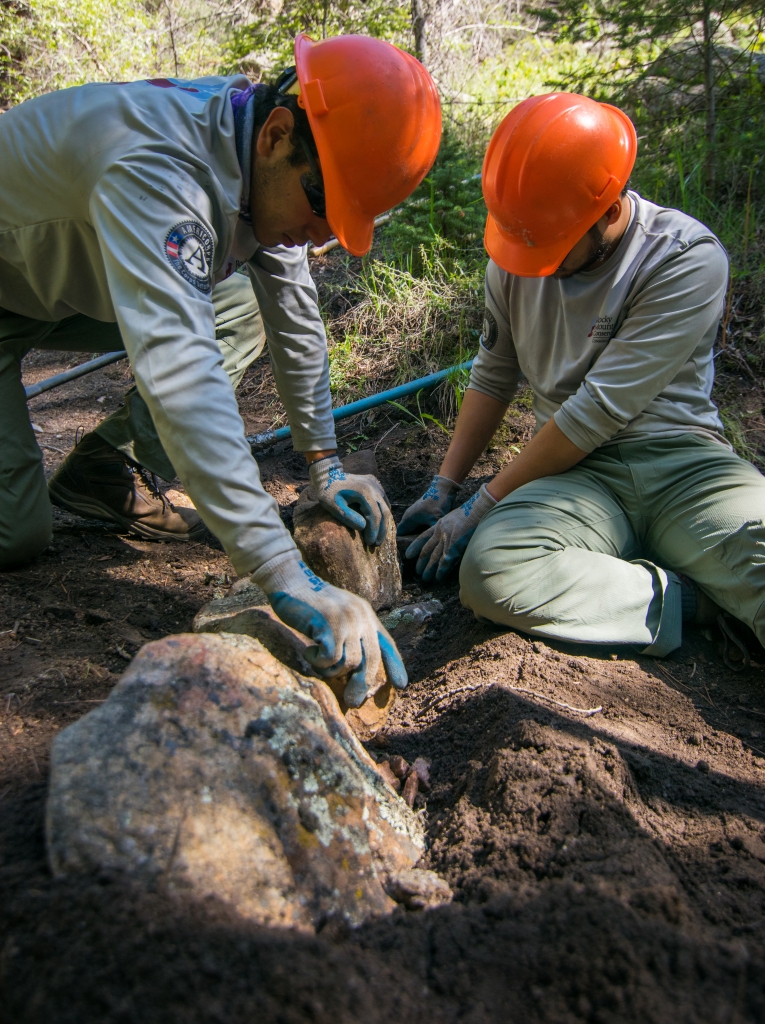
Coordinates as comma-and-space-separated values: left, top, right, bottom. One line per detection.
48, 480, 206, 543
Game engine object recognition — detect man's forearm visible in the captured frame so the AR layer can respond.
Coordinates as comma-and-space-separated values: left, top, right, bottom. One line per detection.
440, 388, 509, 483
485, 416, 587, 501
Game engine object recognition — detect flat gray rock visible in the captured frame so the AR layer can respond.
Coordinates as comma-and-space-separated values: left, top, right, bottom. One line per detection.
46, 632, 425, 931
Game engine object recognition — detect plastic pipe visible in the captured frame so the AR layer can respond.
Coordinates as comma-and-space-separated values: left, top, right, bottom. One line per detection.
246, 358, 474, 451
24, 351, 127, 400
310, 212, 393, 258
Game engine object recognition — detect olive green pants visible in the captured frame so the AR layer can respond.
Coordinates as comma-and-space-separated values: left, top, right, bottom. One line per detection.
0, 273, 264, 569
459, 434, 765, 655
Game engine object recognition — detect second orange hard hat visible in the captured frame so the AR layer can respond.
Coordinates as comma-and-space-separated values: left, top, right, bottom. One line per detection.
482, 93, 637, 277
294, 33, 442, 257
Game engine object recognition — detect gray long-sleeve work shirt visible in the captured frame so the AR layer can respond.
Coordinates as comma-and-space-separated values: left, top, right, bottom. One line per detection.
0, 75, 337, 575
468, 192, 730, 452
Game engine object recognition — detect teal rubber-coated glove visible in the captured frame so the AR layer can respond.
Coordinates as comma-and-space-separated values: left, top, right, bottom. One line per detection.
253, 551, 407, 708
397, 474, 461, 536
310, 454, 388, 547
405, 483, 497, 582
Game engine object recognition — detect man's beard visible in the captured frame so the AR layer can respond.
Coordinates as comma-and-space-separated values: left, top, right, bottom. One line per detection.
576, 224, 612, 273
554, 223, 613, 278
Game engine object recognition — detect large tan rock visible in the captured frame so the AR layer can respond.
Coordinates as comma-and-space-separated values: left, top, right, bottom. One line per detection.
46, 633, 424, 931
293, 451, 402, 612
193, 579, 395, 741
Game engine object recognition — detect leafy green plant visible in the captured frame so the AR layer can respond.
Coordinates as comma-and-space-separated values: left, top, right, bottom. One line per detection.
387, 392, 450, 434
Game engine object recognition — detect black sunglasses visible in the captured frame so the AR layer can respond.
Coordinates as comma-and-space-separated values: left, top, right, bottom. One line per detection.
298, 137, 326, 220
276, 66, 327, 221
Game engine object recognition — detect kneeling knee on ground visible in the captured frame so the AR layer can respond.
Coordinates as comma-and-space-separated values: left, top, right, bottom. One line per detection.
458, 533, 546, 628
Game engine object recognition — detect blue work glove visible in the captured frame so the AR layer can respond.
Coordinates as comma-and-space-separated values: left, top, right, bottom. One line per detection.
397, 474, 461, 536
309, 454, 388, 547
405, 483, 497, 582
253, 551, 407, 708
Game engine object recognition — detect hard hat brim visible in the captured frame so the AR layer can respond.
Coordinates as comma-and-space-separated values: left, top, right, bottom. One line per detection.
294, 34, 376, 257
484, 214, 571, 277
294, 32, 441, 258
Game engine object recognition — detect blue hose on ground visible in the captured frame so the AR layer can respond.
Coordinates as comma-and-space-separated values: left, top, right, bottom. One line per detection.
24, 348, 474, 452
24, 351, 127, 399
246, 359, 474, 451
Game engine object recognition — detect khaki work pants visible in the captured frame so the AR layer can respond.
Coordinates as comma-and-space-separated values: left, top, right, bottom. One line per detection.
459, 434, 765, 655
0, 273, 264, 569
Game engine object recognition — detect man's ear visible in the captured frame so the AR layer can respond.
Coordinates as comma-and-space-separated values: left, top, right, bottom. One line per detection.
603, 198, 623, 227
255, 106, 296, 162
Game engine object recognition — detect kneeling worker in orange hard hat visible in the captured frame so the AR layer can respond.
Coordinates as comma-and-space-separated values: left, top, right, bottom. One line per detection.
400, 92, 765, 657
0, 33, 442, 706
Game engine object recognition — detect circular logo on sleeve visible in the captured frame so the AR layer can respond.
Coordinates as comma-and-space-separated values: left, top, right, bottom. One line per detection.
164, 221, 214, 293
482, 308, 498, 350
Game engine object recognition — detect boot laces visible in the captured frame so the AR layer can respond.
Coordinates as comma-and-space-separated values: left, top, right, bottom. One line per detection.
134, 465, 170, 511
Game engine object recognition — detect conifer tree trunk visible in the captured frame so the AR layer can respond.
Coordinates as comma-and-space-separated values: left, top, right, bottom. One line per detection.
412, 0, 428, 66
702, 1, 717, 193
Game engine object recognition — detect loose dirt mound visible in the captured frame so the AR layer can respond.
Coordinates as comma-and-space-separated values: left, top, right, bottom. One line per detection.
2, 345, 765, 1022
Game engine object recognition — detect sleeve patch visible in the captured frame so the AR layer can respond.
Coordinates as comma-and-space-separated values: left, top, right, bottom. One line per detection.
165, 221, 214, 293
481, 308, 498, 350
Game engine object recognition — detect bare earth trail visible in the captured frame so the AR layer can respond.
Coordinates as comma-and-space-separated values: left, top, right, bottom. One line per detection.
1, 342, 765, 1023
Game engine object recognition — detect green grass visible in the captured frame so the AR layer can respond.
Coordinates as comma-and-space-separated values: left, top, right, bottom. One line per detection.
324, 236, 483, 423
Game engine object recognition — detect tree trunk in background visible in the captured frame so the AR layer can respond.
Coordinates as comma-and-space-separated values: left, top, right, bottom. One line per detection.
412, 0, 428, 66
702, 2, 717, 194
321, 0, 329, 38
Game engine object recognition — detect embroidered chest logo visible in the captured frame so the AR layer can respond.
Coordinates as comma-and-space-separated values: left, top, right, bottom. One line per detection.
165, 221, 214, 293
587, 315, 613, 343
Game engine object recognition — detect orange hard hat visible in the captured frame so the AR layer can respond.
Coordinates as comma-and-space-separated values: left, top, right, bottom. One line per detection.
294, 32, 442, 256
482, 93, 637, 277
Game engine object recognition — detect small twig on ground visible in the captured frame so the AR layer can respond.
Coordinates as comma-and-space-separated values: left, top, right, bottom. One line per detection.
504, 684, 603, 716
27, 744, 40, 777
373, 422, 400, 453
743, 707, 765, 717
417, 681, 603, 717
416, 683, 486, 715
51, 699, 106, 705
653, 663, 717, 708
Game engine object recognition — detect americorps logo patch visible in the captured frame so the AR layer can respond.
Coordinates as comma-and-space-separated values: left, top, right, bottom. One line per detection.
165, 221, 213, 293
482, 308, 498, 350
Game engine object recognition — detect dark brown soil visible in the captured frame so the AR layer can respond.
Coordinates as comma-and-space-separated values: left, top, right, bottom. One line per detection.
3, 311, 765, 1022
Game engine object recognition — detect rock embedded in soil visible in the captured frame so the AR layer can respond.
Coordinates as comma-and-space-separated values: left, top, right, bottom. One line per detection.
46, 632, 427, 931
193, 578, 395, 741
293, 451, 402, 612
375, 760, 401, 792
409, 757, 431, 791
383, 868, 453, 910
402, 772, 419, 808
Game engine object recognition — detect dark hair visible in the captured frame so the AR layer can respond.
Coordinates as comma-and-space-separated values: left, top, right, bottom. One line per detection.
251, 79, 317, 168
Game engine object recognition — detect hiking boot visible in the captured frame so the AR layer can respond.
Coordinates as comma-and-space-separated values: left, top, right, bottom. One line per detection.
48, 431, 207, 542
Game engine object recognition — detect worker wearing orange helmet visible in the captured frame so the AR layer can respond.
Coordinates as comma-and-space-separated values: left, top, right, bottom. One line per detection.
0, 33, 441, 706
401, 92, 765, 656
